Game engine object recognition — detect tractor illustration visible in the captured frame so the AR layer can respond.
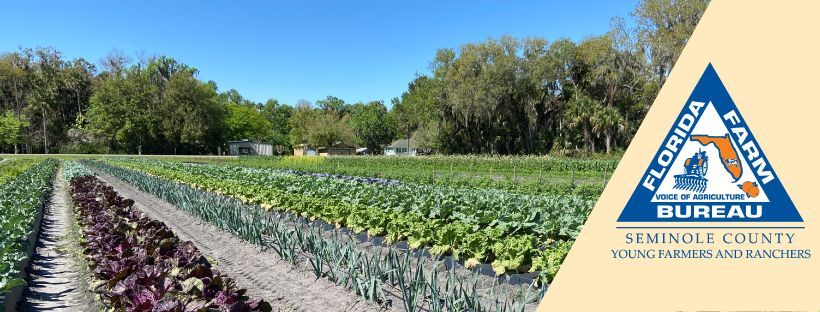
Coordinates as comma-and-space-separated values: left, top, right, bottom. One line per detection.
674, 150, 709, 192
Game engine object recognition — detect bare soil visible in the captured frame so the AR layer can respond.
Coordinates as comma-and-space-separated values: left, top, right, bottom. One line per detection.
95, 170, 393, 312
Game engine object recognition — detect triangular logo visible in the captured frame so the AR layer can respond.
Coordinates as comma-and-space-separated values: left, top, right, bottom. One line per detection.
618, 64, 802, 222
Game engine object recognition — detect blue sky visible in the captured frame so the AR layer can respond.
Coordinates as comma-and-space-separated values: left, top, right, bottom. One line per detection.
1, 1, 638, 106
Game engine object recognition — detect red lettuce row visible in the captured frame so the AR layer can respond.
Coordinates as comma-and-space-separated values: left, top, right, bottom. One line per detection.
70, 175, 271, 312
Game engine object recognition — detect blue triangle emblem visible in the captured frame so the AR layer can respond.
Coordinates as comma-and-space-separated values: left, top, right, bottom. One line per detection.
618, 64, 802, 222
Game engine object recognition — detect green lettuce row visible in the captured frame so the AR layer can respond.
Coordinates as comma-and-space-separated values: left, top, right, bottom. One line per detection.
101, 158, 577, 275
0, 159, 57, 295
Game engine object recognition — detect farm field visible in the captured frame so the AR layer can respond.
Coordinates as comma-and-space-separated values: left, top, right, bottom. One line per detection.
0, 0, 709, 309
0, 155, 613, 311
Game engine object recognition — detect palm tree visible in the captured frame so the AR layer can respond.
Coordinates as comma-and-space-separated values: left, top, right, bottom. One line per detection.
565, 93, 601, 152
592, 106, 624, 154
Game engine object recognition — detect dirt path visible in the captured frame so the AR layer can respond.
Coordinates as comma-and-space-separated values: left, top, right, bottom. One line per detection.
95, 171, 391, 312
19, 168, 89, 312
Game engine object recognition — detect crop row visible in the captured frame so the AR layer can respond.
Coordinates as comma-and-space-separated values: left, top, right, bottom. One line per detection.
188, 156, 611, 196
0, 159, 41, 185
80, 160, 546, 311
107, 158, 592, 239
68, 172, 271, 311
232, 155, 618, 175
64, 160, 96, 180
0, 159, 56, 296
102, 158, 586, 276
256, 166, 602, 198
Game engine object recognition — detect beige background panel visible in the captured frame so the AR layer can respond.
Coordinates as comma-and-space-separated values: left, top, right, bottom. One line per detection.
538, 1, 820, 311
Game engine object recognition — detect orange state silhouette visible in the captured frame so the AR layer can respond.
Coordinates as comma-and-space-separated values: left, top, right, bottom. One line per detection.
739, 181, 760, 198
690, 134, 742, 181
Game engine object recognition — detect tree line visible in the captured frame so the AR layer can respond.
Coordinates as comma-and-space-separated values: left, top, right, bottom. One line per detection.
0, 0, 707, 155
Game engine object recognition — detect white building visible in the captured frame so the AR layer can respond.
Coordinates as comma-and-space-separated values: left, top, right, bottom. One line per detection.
227, 140, 274, 156
385, 139, 421, 156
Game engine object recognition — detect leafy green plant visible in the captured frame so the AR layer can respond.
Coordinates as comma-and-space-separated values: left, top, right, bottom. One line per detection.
490, 235, 537, 275
429, 222, 470, 257
461, 227, 502, 268
63, 160, 95, 180
0, 159, 55, 296
531, 240, 573, 284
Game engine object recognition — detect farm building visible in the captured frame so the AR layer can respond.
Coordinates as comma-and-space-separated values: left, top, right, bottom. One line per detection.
227, 140, 274, 156
293, 144, 317, 156
385, 139, 422, 156
318, 142, 356, 156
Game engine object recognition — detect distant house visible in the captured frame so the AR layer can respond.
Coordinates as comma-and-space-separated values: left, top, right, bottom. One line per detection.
318, 142, 356, 156
385, 139, 422, 156
228, 140, 274, 156
293, 144, 317, 156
